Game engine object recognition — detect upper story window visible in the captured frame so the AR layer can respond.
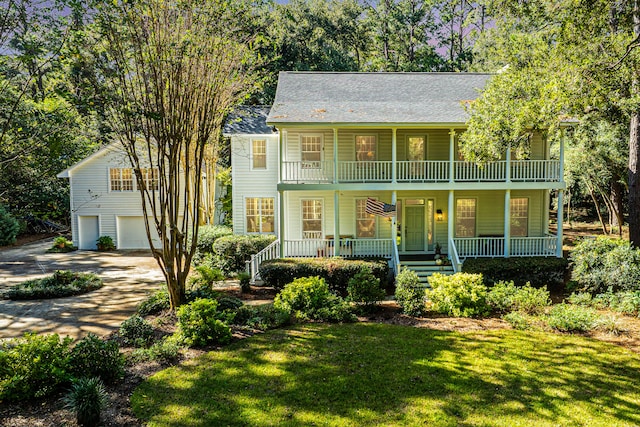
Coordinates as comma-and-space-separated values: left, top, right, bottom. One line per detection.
356, 199, 376, 238
301, 199, 323, 239
110, 168, 134, 192
140, 168, 159, 191
252, 139, 267, 169
301, 135, 322, 169
246, 197, 275, 233
510, 198, 528, 237
455, 198, 476, 237
356, 135, 376, 161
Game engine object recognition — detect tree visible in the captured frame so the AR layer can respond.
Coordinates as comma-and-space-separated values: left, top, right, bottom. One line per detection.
97, 0, 258, 309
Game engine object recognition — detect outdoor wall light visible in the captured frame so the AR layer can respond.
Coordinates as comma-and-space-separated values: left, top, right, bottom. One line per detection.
436, 209, 444, 222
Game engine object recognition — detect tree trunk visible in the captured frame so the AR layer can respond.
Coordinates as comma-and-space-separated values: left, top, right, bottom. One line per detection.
630, 110, 640, 245
611, 179, 625, 236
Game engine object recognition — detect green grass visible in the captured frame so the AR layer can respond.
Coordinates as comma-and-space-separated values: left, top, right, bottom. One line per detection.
132, 324, 640, 426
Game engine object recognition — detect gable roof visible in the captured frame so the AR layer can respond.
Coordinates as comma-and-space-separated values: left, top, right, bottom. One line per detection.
57, 143, 120, 178
223, 106, 275, 136
267, 72, 492, 126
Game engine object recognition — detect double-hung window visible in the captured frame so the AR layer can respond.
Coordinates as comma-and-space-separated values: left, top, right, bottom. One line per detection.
510, 198, 528, 237
301, 199, 323, 239
301, 135, 322, 169
356, 135, 376, 161
246, 197, 275, 233
140, 168, 159, 191
110, 168, 134, 192
252, 139, 267, 169
356, 199, 376, 238
455, 198, 476, 237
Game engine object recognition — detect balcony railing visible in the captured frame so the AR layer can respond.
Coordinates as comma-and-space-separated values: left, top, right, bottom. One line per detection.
452, 236, 557, 258
281, 160, 560, 184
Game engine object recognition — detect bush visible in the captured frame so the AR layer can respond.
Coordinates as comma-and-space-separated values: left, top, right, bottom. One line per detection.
238, 271, 251, 293
503, 311, 535, 330
190, 225, 233, 265
0, 333, 73, 401
69, 334, 124, 384
5, 271, 103, 300
188, 264, 224, 289
119, 316, 154, 347
347, 267, 386, 309
394, 269, 426, 316
0, 204, 19, 246
570, 236, 640, 293
96, 235, 115, 251
63, 377, 108, 427
273, 276, 356, 322
48, 236, 76, 253
232, 304, 290, 330
462, 257, 568, 289
259, 258, 389, 295
129, 335, 182, 365
213, 234, 277, 275
137, 290, 170, 316
176, 298, 232, 347
571, 291, 640, 316
427, 273, 489, 318
486, 281, 550, 315
547, 303, 599, 332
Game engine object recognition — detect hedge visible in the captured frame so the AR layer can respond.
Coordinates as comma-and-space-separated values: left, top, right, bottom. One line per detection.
259, 258, 389, 295
212, 234, 277, 275
461, 257, 568, 289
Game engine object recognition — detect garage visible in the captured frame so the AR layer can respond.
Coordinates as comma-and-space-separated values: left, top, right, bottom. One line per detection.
116, 216, 161, 249
78, 215, 99, 250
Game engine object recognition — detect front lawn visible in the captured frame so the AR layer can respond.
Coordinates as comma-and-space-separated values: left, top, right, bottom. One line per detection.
132, 323, 640, 426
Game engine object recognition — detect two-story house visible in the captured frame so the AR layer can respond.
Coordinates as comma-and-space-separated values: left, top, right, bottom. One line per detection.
235, 72, 567, 282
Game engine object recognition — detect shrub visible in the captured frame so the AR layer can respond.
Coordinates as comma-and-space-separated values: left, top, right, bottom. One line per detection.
570, 236, 640, 293
96, 235, 115, 251
486, 281, 550, 315
427, 273, 489, 318
69, 334, 124, 384
259, 258, 389, 295
176, 298, 232, 347
273, 276, 356, 322
232, 304, 290, 330
0, 204, 19, 246
0, 333, 73, 401
49, 236, 76, 252
394, 268, 426, 316
238, 271, 251, 293
503, 311, 534, 330
547, 303, 599, 332
137, 290, 170, 316
188, 264, 224, 289
6, 271, 103, 300
462, 257, 568, 289
129, 335, 182, 364
63, 377, 108, 427
119, 316, 154, 347
213, 234, 277, 275
190, 225, 233, 265
567, 292, 594, 307
347, 267, 386, 309
572, 291, 640, 316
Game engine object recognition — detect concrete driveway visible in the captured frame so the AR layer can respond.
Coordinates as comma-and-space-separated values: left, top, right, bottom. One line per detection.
0, 238, 165, 341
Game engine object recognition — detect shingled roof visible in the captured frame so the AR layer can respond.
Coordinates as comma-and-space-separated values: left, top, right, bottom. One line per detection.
267, 72, 492, 125
223, 106, 275, 135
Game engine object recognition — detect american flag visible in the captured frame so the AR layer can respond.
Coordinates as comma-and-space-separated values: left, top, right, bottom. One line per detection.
366, 197, 396, 217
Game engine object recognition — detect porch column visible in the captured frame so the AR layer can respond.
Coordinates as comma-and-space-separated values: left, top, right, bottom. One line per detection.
559, 129, 566, 184
557, 189, 564, 257
391, 190, 397, 244
279, 129, 284, 183
333, 128, 338, 184
506, 145, 511, 183
504, 189, 511, 257
447, 190, 454, 256
449, 129, 456, 183
279, 190, 285, 258
392, 128, 397, 183
334, 191, 340, 256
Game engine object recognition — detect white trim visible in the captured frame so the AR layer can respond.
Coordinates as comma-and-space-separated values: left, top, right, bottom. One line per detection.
299, 133, 324, 163
509, 196, 529, 237
404, 133, 429, 160
354, 133, 379, 161
455, 197, 477, 238
250, 138, 268, 171
300, 197, 324, 239
355, 197, 378, 239
244, 195, 277, 235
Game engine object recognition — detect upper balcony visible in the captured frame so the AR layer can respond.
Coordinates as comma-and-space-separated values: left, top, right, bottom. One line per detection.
281, 159, 561, 184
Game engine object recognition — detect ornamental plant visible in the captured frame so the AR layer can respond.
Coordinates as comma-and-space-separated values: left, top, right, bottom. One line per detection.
427, 273, 489, 318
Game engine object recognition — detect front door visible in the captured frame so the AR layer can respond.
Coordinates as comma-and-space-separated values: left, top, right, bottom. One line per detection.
405, 205, 425, 251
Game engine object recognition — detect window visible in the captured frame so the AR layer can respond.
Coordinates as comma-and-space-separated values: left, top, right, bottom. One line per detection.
455, 199, 476, 237
510, 198, 528, 237
356, 199, 376, 238
140, 168, 159, 191
301, 199, 322, 239
301, 135, 322, 169
110, 168, 134, 191
252, 139, 266, 169
356, 135, 376, 161
246, 197, 275, 233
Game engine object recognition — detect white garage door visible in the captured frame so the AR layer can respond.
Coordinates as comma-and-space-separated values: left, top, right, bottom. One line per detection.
116, 216, 161, 249
78, 216, 99, 250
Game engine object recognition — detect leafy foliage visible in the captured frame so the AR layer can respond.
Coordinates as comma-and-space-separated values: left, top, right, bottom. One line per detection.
63, 377, 109, 427
69, 333, 124, 385
394, 268, 425, 316
213, 234, 277, 275
461, 257, 567, 288
427, 273, 489, 318
96, 235, 115, 251
346, 267, 386, 309
137, 290, 170, 316
547, 304, 599, 333
259, 257, 389, 295
0, 333, 73, 401
119, 316, 154, 347
231, 304, 291, 330
486, 281, 550, 315
175, 299, 232, 347
190, 225, 233, 265
0, 204, 19, 246
5, 270, 102, 300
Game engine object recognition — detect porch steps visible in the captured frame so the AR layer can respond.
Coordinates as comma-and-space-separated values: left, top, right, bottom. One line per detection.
400, 260, 454, 286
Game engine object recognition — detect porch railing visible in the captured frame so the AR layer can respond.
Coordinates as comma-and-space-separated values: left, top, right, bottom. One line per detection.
248, 239, 280, 284
455, 161, 506, 181
511, 160, 560, 182
397, 161, 449, 182
451, 236, 558, 259
337, 161, 392, 182
283, 238, 394, 258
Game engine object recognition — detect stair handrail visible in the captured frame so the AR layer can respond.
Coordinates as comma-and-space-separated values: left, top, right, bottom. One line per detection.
449, 238, 462, 272
392, 240, 400, 278
248, 239, 280, 284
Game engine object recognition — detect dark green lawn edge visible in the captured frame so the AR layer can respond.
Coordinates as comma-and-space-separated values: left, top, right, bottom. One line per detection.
4, 272, 103, 300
